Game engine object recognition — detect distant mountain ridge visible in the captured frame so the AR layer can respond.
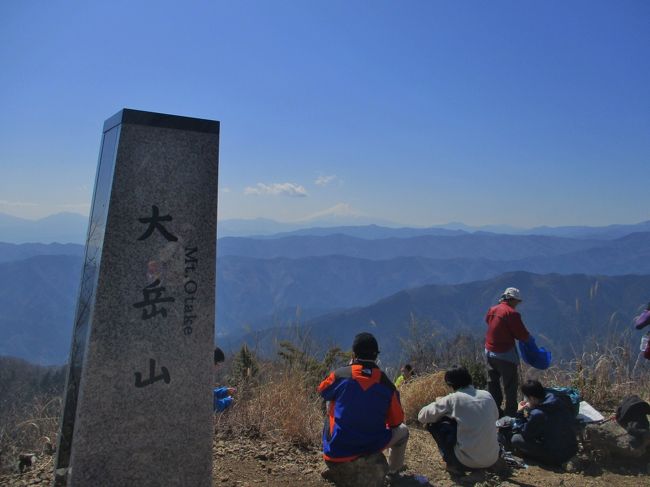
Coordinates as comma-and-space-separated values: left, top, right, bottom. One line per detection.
218, 233, 604, 260
229, 272, 650, 362
0, 242, 84, 263
217, 234, 650, 332
3, 211, 650, 241
218, 218, 650, 240
249, 224, 467, 239
0, 212, 88, 244
2, 222, 650, 364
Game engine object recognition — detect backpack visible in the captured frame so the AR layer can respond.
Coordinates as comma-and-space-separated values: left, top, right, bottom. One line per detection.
545, 387, 582, 417
616, 395, 650, 436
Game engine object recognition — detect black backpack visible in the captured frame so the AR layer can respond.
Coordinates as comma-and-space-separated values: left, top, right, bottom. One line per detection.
616, 395, 650, 438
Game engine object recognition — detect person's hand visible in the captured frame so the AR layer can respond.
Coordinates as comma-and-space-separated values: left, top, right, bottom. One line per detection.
227, 387, 237, 395
517, 400, 529, 412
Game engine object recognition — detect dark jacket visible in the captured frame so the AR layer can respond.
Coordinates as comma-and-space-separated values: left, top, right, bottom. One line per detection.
517, 393, 578, 462
317, 360, 404, 462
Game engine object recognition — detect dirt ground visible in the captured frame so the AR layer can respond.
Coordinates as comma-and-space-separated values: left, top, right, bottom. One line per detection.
2, 427, 649, 486
210, 428, 650, 487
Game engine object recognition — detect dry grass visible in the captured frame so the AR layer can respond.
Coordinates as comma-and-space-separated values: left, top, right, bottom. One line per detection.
0, 395, 60, 474
399, 371, 450, 424
216, 369, 322, 448
3, 335, 649, 477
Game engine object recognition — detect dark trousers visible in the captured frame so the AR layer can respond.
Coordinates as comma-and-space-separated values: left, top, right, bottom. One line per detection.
426, 419, 463, 469
486, 356, 518, 417
511, 434, 565, 466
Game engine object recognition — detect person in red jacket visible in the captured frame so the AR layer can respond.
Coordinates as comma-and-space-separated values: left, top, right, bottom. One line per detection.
318, 332, 409, 476
485, 287, 531, 417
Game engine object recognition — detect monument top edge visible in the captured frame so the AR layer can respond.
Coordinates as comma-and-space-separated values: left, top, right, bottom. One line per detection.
103, 108, 220, 135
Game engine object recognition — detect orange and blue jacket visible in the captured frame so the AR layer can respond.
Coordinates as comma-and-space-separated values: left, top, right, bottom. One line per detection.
317, 360, 404, 462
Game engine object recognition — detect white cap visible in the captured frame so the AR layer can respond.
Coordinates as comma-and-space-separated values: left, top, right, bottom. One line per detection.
502, 287, 522, 301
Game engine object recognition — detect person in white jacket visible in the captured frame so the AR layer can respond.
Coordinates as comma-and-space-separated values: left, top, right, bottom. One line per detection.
418, 366, 500, 474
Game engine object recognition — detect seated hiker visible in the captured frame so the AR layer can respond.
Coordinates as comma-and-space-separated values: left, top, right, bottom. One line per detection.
318, 332, 409, 476
213, 347, 236, 412
510, 380, 578, 466
418, 366, 500, 474
394, 364, 414, 388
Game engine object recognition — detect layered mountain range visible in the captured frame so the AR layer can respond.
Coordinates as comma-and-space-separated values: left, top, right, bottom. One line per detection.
1, 221, 648, 364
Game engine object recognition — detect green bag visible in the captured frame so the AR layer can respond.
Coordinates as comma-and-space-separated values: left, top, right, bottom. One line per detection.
545, 386, 582, 416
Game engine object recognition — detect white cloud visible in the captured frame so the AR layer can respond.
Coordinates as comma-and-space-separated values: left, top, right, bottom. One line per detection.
244, 182, 308, 197
314, 174, 337, 186
220, 187, 232, 193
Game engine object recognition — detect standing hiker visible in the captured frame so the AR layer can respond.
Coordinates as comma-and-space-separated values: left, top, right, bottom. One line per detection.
485, 287, 531, 417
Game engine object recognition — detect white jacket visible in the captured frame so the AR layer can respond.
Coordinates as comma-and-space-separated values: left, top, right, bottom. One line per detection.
417, 386, 499, 468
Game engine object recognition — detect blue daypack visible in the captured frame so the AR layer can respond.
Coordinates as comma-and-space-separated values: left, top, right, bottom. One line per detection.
518, 335, 552, 370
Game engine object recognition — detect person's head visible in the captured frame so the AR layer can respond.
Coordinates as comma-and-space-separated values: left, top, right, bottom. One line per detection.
521, 379, 545, 407
499, 287, 522, 307
352, 332, 379, 361
444, 366, 473, 391
214, 347, 225, 366
402, 364, 413, 376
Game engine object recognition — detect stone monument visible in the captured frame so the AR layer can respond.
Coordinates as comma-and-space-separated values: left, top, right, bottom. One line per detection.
54, 109, 219, 486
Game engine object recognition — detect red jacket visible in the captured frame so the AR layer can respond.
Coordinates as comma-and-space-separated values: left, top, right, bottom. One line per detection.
485, 302, 530, 353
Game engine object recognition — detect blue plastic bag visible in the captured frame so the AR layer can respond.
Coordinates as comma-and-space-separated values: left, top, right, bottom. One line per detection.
518, 335, 552, 370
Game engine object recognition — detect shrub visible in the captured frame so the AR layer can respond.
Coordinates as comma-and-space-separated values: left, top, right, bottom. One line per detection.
399, 371, 450, 424
0, 395, 60, 474
216, 369, 322, 448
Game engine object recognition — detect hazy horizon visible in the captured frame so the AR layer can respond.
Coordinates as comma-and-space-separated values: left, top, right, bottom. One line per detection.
1, 209, 648, 231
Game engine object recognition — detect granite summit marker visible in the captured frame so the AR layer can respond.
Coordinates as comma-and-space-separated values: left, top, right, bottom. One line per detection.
55, 109, 219, 486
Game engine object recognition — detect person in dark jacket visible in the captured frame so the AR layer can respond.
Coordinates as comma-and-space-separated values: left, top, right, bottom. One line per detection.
318, 332, 409, 474
510, 380, 578, 465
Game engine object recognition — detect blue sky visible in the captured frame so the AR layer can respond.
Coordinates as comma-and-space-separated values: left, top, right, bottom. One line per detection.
1, 1, 648, 227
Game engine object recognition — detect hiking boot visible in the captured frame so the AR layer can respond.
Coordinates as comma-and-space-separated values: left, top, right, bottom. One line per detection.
320, 467, 332, 480
488, 456, 508, 474
445, 463, 464, 476
388, 464, 407, 475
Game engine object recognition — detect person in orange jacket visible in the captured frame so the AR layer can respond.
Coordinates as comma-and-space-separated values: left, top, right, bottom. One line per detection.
318, 332, 409, 475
